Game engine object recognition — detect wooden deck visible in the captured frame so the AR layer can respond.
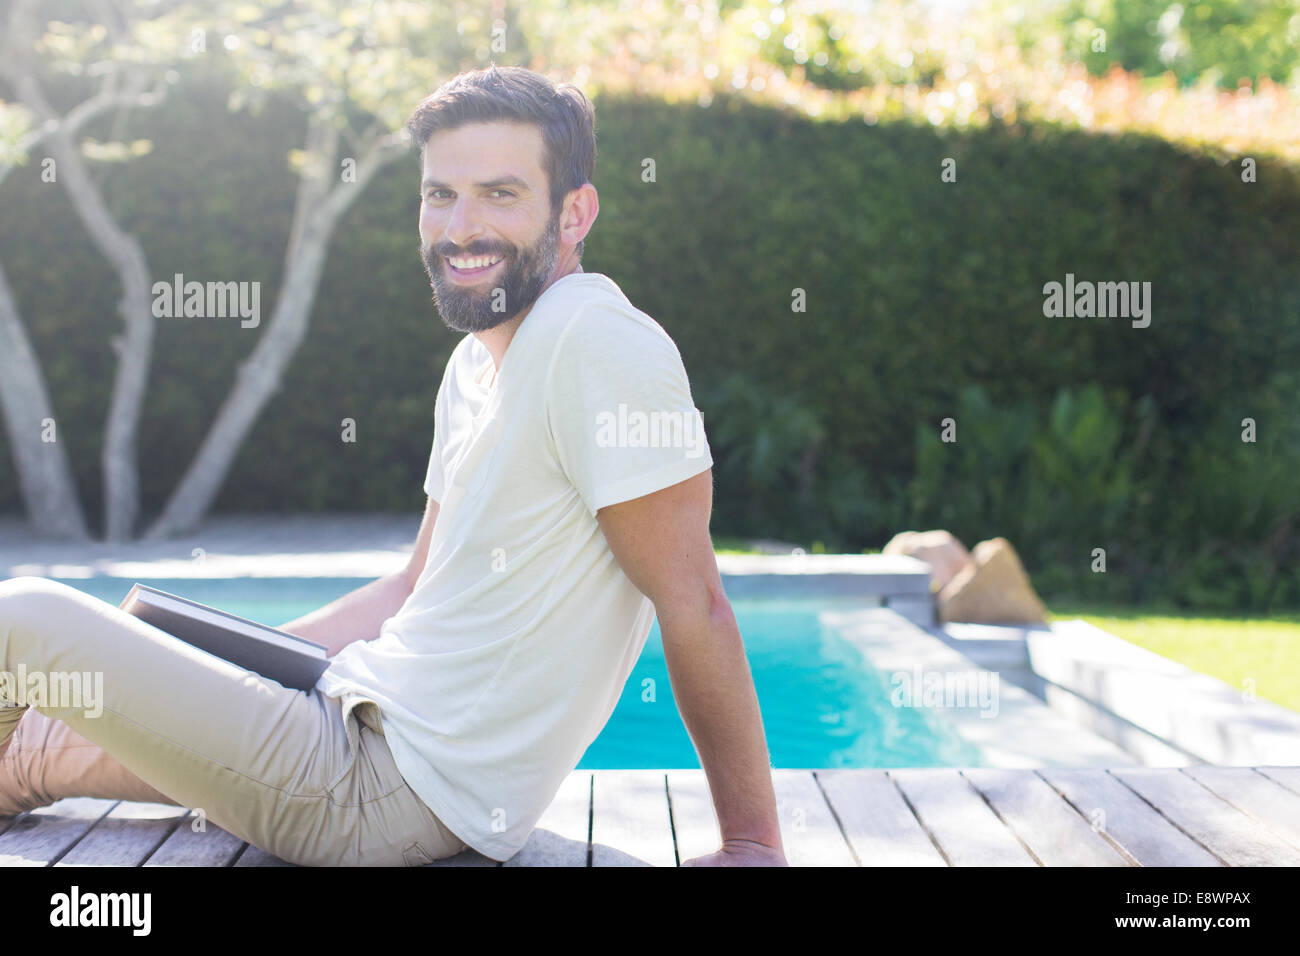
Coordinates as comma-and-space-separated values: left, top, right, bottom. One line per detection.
2, 766, 1299, 866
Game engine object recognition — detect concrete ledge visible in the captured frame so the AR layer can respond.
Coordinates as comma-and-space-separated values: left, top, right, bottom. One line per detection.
716, 553, 932, 579
1029, 619, 1300, 766
929, 620, 1042, 673
1, 514, 420, 579
1040, 684, 1200, 767
925, 621, 1049, 697
719, 554, 934, 625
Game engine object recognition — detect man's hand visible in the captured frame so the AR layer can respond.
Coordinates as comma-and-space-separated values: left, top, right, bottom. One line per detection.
276, 497, 439, 656
681, 839, 788, 867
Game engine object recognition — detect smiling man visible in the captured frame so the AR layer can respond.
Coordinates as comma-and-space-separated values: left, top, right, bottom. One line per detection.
0, 65, 785, 867
303, 64, 787, 865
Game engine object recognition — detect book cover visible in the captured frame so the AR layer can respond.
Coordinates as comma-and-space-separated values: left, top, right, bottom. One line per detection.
119, 584, 330, 693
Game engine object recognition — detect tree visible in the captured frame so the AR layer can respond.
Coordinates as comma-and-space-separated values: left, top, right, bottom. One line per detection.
4, 0, 867, 539
143, 0, 464, 539
0, 0, 173, 540
0, 0, 477, 540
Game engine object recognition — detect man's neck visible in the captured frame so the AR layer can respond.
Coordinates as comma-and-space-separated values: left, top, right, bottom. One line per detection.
474, 259, 584, 375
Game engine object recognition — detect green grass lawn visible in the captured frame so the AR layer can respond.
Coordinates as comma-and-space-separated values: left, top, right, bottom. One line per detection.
1045, 603, 1300, 714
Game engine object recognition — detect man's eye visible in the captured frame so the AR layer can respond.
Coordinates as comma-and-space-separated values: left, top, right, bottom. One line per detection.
424, 189, 511, 200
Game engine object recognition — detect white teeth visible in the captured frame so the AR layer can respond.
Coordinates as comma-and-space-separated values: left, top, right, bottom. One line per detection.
449, 255, 502, 270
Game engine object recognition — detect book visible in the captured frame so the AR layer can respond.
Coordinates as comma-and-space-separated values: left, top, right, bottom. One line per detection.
119, 584, 330, 692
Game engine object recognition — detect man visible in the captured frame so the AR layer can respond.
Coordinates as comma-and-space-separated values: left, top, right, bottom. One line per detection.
0, 65, 786, 867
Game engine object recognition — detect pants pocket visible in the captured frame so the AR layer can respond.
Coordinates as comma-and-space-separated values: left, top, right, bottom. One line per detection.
402, 841, 434, 866
322, 693, 366, 794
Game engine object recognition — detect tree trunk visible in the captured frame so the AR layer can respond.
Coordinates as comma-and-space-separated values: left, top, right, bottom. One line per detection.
7, 73, 157, 543
0, 260, 90, 539
143, 119, 404, 539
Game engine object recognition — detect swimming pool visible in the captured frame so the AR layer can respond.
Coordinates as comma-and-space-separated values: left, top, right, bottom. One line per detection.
52, 576, 985, 770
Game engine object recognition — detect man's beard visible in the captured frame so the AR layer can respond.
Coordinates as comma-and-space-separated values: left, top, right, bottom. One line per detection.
420, 213, 561, 333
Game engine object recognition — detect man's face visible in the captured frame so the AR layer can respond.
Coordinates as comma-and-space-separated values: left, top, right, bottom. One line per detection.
417, 121, 562, 333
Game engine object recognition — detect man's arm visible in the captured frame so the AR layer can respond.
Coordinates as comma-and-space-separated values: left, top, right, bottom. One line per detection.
278, 496, 440, 657
596, 469, 787, 866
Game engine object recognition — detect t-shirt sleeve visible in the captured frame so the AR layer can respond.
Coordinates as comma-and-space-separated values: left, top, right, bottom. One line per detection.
422, 423, 445, 504
422, 349, 457, 503
546, 305, 713, 518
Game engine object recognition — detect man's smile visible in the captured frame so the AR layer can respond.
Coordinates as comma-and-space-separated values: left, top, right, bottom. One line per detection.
445, 253, 504, 281
421, 207, 560, 332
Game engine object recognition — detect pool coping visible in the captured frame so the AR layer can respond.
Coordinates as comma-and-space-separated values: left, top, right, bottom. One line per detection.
1028, 620, 1300, 766
12, 550, 932, 579
14, 552, 943, 627
821, 606, 1141, 769
718, 555, 936, 625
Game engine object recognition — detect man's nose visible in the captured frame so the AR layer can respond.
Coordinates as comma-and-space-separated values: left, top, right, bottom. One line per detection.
442, 198, 484, 251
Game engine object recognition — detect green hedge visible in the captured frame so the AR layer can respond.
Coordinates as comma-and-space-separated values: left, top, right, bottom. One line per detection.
1, 69, 1297, 609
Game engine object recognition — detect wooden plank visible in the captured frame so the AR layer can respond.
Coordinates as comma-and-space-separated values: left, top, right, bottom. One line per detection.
0, 798, 118, 867
590, 770, 675, 867
504, 771, 591, 867
1255, 766, 1300, 795
815, 769, 945, 866
772, 769, 856, 866
666, 770, 721, 865
184, 831, 497, 867
1183, 767, 1300, 850
1038, 768, 1220, 867
962, 769, 1131, 866
144, 813, 246, 866
890, 768, 1036, 866
227, 830, 499, 867
233, 844, 297, 866
233, 832, 496, 868
55, 801, 189, 867
1111, 767, 1300, 866
424, 847, 500, 867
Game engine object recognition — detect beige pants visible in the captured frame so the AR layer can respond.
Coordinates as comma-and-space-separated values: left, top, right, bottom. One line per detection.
0, 576, 467, 866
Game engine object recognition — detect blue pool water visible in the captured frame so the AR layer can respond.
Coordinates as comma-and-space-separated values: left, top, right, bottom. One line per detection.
54, 577, 984, 769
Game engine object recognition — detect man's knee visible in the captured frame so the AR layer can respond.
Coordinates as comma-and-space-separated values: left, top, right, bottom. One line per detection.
0, 576, 89, 631
0, 575, 73, 600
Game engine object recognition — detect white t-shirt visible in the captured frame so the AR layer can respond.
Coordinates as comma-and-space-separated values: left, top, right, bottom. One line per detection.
316, 271, 713, 861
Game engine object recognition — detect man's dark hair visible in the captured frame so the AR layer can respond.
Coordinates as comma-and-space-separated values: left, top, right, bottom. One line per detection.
407, 64, 596, 259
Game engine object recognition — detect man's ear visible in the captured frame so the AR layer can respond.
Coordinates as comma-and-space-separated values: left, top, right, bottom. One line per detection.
562, 183, 599, 249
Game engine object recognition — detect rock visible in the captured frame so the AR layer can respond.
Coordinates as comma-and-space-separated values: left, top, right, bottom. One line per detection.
938, 537, 1047, 625
882, 530, 973, 592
